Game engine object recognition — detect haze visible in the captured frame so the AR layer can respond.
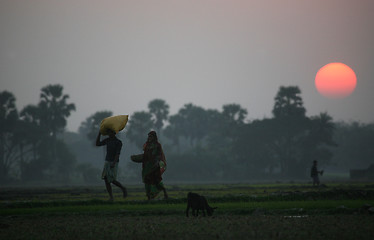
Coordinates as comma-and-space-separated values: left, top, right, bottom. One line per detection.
1, 0, 373, 132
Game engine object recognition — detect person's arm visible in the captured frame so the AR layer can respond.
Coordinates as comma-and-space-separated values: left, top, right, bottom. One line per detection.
96, 132, 102, 146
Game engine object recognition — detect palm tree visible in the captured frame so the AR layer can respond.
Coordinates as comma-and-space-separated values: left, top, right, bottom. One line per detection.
270, 86, 310, 177
37, 84, 76, 176
38, 84, 76, 138
272, 86, 306, 118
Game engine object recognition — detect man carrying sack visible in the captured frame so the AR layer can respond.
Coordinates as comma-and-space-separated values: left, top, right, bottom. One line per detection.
96, 115, 128, 201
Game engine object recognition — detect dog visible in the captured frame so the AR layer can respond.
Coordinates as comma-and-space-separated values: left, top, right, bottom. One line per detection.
186, 192, 217, 217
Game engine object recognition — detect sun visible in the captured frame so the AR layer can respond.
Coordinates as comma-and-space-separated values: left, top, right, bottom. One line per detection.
315, 62, 357, 99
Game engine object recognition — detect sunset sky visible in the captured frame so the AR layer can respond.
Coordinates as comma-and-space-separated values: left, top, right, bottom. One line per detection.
1, 0, 373, 132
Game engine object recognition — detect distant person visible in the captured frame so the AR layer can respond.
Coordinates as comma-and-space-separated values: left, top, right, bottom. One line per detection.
142, 131, 168, 200
96, 130, 127, 201
310, 160, 323, 186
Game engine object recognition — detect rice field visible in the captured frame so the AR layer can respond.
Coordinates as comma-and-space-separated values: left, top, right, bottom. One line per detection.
1, 182, 374, 239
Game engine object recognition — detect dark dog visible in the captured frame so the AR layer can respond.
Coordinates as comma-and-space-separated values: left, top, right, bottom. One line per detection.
186, 192, 217, 217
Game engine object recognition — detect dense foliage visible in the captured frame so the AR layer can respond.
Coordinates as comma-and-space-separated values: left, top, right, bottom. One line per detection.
0, 85, 76, 183
1, 85, 373, 184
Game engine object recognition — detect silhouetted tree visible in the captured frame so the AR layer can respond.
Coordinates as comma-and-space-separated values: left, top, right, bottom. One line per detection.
0, 91, 19, 183
233, 119, 279, 178
302, 112, 336, 166
126, 111, 153, 149
148, 99, 169, 133
176, 103, 210, 146
261, 86, 336, 178
18, 104, 50, 181
20, 105, 44, 152
164, 114, 184, 152
38, 84, 76, 138
38, 84, 75, 171
16, 84, 76, 182
79, 110, 113, 142
53, 139, 76, 182
202, 105, 247, 177
272, 86, 306, 118
222, 103, 247, 124
217, 103, 248, 148
331, 122, 374, 170
269, 86, 310, 177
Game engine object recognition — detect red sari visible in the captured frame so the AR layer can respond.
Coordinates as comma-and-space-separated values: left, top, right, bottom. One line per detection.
142, 141, 167, 198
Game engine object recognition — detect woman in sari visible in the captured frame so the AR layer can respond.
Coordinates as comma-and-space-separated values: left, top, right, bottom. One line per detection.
142, 131, 168, 200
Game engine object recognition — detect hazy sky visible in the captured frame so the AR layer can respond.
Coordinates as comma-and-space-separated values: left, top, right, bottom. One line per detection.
1, 0, 373, 132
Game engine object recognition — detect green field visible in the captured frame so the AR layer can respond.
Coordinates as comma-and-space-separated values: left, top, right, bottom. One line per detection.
1, 183, 374, 239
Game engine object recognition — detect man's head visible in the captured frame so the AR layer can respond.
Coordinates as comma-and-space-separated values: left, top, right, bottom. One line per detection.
107, 129, 116, 138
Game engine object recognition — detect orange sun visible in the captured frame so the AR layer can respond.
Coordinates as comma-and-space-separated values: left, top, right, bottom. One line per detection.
315, 62, 357, 99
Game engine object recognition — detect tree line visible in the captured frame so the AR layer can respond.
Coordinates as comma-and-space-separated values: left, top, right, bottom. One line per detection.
0, 85, 75, 183
1, 84, 374, 184
123, 86, 337, 181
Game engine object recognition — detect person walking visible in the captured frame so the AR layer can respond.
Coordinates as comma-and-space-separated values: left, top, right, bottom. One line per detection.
96, 129, 127, 201
311, 160, 323, 186
142, 131, 168, 200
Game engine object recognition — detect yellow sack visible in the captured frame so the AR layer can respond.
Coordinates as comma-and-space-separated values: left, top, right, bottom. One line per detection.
100, 115, 128, 135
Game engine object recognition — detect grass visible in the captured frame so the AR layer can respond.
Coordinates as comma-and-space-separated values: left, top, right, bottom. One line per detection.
1, 199, 374, 216
1, 182, 374, 239
1, 215, 374, 240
